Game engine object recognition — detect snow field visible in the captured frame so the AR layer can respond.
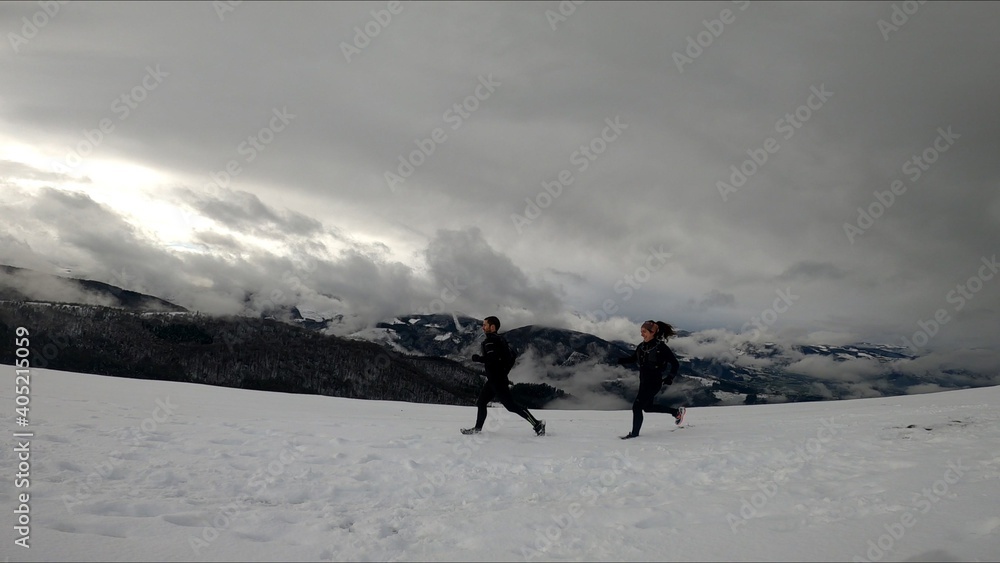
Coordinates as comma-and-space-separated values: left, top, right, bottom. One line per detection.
1, 368, 998, 562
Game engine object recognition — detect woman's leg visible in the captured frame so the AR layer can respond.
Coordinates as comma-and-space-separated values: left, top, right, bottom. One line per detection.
630, 377, 661, 436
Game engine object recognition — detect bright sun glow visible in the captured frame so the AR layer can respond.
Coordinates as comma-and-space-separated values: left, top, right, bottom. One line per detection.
2, 139, 216, 252
2, 137, 412, 268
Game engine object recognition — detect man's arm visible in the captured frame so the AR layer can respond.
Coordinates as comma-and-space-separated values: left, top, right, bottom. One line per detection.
477, 338, 503, 372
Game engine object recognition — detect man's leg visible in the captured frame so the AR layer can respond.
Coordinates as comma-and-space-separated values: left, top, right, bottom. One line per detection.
474, 381, 496, 430
494, 383, 540, 427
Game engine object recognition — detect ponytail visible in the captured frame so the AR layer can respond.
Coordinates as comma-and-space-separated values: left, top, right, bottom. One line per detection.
655, 321, 675, 341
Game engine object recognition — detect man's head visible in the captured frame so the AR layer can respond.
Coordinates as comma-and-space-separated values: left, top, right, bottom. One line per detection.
482, 316, 501, 333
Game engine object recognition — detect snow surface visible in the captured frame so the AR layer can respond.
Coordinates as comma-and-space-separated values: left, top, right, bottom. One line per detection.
2, 367, 999, 562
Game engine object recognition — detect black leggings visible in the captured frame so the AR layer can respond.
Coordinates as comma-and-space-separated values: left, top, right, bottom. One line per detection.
475, 377, 539, 429
631, 375, 680, 436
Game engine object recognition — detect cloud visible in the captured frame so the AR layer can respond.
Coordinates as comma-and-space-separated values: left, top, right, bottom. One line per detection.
510, 349, 634, 411
689, 289, 738, 312
0, 265, 118, 307
892, 349, 1000, 386
3, 186, 577, 333
1, 2, 999, 391
423, 227, 564, 322
784, 355, 889, 383
0, 159, 76, 184
776, 261, 848, 283
669, 329, 744, 363
177, 187, 324, 240
0, 232, 52, 273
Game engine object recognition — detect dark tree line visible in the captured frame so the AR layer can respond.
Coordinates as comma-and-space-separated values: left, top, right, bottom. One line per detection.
0, 302, 485, 406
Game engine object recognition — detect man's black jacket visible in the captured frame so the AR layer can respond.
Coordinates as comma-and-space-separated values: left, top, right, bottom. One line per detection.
472, 332, 514, 380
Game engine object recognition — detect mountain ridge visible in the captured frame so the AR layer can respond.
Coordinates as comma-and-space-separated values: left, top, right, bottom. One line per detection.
2, 264, 994, 409
0, 264, 186, 312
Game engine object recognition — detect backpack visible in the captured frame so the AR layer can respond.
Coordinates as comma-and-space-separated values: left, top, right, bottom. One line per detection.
500, 336, 518, 372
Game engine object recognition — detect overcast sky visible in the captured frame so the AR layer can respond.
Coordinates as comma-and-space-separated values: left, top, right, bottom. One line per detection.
2, 2, 999, 375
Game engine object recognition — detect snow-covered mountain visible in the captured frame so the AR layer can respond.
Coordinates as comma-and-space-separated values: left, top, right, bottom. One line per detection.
343, 314, 987, 408
346, 313, 634, 367
0, 264, 186, 312
351, 313, 485, 360
3, 265, 993, 409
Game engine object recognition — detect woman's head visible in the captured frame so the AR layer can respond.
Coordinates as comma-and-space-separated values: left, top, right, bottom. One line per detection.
640, 321, 658, 342
640, 320, 675, 342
